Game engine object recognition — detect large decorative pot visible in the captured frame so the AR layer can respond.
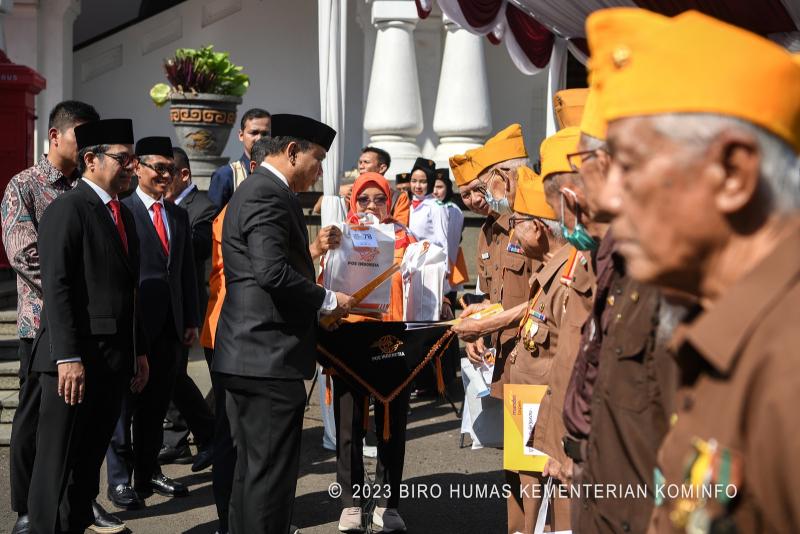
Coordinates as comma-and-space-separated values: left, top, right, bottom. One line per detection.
168, 93, 242, 187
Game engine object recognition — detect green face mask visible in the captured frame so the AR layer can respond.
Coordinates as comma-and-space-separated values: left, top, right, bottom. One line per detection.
560, 189, 598, 251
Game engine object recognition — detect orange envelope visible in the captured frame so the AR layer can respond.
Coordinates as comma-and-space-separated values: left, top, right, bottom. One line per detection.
503, 383, 549, 472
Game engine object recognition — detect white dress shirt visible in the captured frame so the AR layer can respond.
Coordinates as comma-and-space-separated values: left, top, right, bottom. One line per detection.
260, 162, 337, 313
136, 186, 170, 242
408, 195, 451, 266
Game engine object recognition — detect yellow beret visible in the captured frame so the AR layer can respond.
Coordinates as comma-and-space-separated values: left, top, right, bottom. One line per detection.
580, 87, 607, 140
471, 123, 529, 175
514, 166, 557, 220
540, 127, 581, 180
449, 151, 484, 187
554, 88, 588, 129
587, 8, 800, 152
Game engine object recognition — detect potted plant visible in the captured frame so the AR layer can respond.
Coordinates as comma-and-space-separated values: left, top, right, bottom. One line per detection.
150, 45, 249, 180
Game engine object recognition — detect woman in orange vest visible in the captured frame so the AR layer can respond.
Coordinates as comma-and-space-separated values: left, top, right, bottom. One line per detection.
331, 172, 415, 533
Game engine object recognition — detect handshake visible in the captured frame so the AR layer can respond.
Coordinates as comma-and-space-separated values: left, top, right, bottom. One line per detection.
320, 291, 357, 330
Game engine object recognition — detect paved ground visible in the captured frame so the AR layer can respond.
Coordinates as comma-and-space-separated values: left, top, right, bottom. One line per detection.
1, 348, 508, 533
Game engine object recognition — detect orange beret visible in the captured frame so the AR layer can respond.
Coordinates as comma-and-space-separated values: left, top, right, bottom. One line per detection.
587, 8, 800, 152
540, 127, 581, 180
449, 151, 484, 187
471, 124, 529, 175
580, 87, 606, 141
554, 88, 588, 129
514, 166, 557, 220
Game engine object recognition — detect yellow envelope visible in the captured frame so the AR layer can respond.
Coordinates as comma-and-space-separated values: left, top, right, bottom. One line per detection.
503, 383, 549, 472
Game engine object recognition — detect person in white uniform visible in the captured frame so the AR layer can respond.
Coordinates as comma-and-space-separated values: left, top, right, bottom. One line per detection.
407, 157, 450, 266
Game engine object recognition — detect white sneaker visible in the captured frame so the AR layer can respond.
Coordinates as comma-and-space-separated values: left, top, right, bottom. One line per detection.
372, 507, 406, 532
338, 506, 364, 532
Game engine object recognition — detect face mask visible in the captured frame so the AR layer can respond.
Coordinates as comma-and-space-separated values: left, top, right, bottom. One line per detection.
483, 169, 512, 215
560, 188, 598, 251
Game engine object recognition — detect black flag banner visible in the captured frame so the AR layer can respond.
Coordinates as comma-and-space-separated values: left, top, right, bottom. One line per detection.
317, 321, 455, 440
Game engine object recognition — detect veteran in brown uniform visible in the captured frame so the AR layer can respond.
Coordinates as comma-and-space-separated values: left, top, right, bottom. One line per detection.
455, 127, 597, 533
450, 124, 539, 399
589, 8, 800, 533
560, 86, 682, 533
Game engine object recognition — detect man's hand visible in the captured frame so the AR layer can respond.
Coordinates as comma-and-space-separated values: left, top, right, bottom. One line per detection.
331, 292, 355, 319
183, 327, 198, 346
461, 301, 492, 318
453, 317, 491, 343
131, 355, 149, 393
464, 338, 487, 366
310, 225, 342, 259
543, 458, 573, 484
58, 361, 85, 405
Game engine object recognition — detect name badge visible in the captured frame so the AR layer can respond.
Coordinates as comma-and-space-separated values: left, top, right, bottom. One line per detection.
351, 228, 378, 248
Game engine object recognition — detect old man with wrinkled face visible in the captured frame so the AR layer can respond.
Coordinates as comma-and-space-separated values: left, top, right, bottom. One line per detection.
589, 7, 800, 533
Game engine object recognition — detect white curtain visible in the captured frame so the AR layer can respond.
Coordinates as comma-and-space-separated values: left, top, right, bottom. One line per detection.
545, 36, 568, 135
513, 0, 636, 38
318, 0, 348, 227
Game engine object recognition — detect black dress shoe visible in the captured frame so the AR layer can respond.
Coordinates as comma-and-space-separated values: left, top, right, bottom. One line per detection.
88, 500, 126, 533
11, 514, 30, 534
158, 443, 193, 465
147, 472, 189, 497
107, 483, 143, 510
191, 445, 214, 472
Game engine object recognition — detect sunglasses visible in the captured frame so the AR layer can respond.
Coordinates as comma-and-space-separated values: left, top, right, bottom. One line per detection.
356, 195, 387, 207
139, 160, 177, 177
103, 152, 139, 168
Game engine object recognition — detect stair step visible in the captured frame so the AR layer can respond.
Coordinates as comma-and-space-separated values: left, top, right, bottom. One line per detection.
0, 390, 17, 423
0, 360, 20, 390
0, 309, 17, 323
1, 422, 10, 446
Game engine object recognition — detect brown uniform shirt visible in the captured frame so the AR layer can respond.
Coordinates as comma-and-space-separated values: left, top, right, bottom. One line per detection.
649, 226, 800, 533
578, 277, 678, 534
476, 213, 538, 398
530, 246, 595, 466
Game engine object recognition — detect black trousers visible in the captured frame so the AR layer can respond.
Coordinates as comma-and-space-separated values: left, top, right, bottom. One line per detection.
162, 345, 215, 449
28, 362, 128, 533
219, 373, 306, 534
333, 377, 410, 509
106, 327, 179, 487
9, 338, 38, 514
209, 350, 236, 534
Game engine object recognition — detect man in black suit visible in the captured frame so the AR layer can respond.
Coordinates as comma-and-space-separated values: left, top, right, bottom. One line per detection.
213, 114, 354, 533
159, 146, 217, 470
105, 136, 199, 508
28, 119, 149, 533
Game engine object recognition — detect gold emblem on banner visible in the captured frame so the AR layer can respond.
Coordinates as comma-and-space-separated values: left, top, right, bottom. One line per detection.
372, 335, 403, 354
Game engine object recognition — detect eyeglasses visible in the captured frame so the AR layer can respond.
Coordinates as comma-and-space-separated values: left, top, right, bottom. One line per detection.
509, 215, 536, 229
567, 147, 609, 171
139, 160, 177, 177
356, 195, 387, 207
103, 152, 138, 168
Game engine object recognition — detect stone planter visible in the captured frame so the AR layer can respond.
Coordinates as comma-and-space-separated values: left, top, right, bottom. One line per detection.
168, 93, 242, 187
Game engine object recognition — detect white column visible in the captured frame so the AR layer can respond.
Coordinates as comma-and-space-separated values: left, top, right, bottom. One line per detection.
363, 0, 423, 179
35, 0, 80, 157
432, 16, 492, 165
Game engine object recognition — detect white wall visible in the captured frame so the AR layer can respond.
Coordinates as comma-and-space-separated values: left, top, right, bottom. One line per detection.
73, 0, 321, 165
71, 0, 547, 180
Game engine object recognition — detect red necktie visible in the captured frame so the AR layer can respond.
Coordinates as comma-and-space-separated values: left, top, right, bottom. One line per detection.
151, 202, 169, 255
107, 200, 128, 254
412, 199, 422, 209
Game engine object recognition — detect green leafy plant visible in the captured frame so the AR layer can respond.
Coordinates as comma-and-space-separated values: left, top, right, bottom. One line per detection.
150, 45, 249, 106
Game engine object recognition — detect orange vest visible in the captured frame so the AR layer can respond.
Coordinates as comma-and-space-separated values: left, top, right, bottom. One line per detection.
200, 207, 226, 349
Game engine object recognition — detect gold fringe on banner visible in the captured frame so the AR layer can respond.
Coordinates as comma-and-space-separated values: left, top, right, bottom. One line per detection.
317, 328, 456, 441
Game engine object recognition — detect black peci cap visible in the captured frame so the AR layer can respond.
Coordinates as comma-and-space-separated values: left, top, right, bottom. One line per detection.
270, 114, 336, 151
395, 172, 410, 184
135, 136, 174, 158
75, 119, 134, 150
